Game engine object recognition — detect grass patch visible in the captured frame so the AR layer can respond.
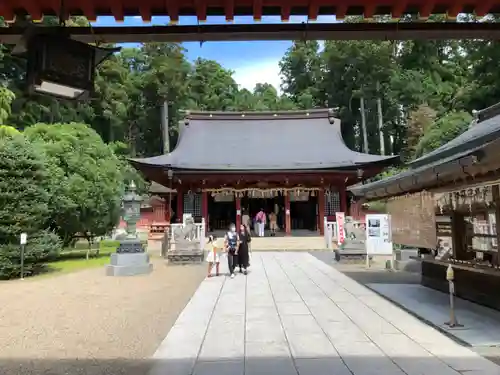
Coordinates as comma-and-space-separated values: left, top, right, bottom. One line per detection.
29, 239, 149, 279
39, 246, 117, 278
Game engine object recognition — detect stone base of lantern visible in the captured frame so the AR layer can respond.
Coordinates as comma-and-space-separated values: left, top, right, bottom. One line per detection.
105, 252, 153, 277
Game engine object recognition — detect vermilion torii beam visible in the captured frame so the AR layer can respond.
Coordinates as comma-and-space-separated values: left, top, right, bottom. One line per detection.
1, 0, 500, 23
2, 22, 500, 45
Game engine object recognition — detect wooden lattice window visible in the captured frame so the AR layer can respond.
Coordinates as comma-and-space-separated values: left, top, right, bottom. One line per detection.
184, 192, 201, 217
325, 190, 340, 216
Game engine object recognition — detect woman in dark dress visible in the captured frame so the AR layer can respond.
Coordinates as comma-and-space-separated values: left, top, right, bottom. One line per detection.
237, 224, 251, 274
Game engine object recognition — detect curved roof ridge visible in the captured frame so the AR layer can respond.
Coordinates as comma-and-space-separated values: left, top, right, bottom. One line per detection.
182, 108, 333, 121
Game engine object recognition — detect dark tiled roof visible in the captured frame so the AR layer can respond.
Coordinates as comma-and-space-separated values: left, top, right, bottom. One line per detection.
130, 109, 398, 171
349, 144, 487, 199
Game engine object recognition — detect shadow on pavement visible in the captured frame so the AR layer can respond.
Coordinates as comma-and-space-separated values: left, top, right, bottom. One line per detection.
2, 354, 499, 375
309, 251, 421, 285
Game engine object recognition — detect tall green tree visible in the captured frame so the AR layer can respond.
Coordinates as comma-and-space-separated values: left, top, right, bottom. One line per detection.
0, 132, 61, 278
24, 123, 125, 245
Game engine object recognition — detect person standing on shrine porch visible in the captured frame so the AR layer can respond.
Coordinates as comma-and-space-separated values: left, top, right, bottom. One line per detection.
269, 211, 278, 236
242, 210, 251, 231
255, 208, 266, 237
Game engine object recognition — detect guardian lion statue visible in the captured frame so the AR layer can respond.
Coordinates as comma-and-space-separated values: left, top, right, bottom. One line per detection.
173, 216, 197, 242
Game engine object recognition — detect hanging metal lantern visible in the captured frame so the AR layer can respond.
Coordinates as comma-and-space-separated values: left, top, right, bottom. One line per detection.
14, 32, 120, 100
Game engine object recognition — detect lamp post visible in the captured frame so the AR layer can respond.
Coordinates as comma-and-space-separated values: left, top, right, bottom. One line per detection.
106, 181, 153, 276
14, 33, 119, 100
167, 169, 174, 223
444, 264, 463, 327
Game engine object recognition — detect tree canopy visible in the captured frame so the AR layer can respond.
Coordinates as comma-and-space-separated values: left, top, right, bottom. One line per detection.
1, 16, 491, 163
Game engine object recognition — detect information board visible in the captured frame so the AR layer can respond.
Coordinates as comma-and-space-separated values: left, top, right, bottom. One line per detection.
365, 214, 393, 255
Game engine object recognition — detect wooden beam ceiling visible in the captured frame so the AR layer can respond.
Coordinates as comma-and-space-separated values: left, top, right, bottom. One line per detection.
3, 21, 500, 44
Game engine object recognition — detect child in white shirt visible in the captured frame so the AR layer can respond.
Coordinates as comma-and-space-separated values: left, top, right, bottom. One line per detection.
206, 235, 221, 277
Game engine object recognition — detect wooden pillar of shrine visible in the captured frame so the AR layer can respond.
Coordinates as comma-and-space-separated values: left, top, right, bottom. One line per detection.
340, 186, 348, 215
164, 195, 171, 222
176, 188, 183, 223
493, 185, 500, 266
235, 195, 242, 230
318, 188, 325, 235
285, 193, 291, 236
201, 191, 208, 231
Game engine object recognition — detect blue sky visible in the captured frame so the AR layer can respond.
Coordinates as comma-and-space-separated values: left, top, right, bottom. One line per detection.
93, 15, 336, 92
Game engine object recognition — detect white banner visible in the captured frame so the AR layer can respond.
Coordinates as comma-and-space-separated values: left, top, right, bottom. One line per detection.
335, 212, 345, 245
365, 214, 393, 255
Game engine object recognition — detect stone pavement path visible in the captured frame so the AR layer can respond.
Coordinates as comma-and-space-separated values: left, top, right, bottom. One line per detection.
149, 252, 500, 375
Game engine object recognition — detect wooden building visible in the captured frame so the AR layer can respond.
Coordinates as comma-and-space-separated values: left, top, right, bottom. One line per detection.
350, 103, 500, 310
130, 109, 397, 235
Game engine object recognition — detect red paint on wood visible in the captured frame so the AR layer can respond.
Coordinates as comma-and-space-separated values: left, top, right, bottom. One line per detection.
235, 195, 241, 230
475, 1, 493, 16
391, 1, 407, 18
336, 4, 347, 20
308, 2, 319, 20
340, 187, 347, 215
168, 1, 179, 23
253, 0, 263, 21
285, 193, 291, 235
364, 4, 376, 19
225, 0, 235, 20
139, 5, 152, 22
419, 1, 435, 18
176, 187, 183, 223
281, 4, 291, 21
202, 191, 208, 230
4, 0, 492, 24
318, 188, 325, 235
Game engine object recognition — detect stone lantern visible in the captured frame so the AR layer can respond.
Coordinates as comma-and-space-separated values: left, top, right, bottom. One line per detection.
120, 180, 143, 247
106, 181, 153, 276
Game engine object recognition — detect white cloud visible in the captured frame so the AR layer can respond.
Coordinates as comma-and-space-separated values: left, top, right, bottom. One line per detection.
232, 59, 282, 94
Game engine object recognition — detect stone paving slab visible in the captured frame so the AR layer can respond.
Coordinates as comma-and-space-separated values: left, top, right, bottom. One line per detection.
149, 252, 500, 375
367, 283, 500, 347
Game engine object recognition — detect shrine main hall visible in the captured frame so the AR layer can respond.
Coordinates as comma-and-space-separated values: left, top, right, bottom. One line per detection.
130, 109, 397, 235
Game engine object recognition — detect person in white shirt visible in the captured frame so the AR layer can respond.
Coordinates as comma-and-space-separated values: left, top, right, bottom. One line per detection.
255, 209, 266, 237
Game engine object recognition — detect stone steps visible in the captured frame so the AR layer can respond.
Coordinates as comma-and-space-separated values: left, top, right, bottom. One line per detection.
150, 235, 330, 254
249, 236, 327, 251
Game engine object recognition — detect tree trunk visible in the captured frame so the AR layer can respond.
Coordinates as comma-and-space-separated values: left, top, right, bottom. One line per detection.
360, 97, 369, 153
376, 81, 385, 155
161, 101, 170, 154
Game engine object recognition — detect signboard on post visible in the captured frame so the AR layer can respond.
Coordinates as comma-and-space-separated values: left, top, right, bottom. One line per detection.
335, 212, 345, 245
365, 214, 393, 256
20, 233, 27, 245
20, 233, 27, 280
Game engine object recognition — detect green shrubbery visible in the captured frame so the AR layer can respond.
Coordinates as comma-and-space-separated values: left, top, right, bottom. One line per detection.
0, 123, 140, 279
0, 134, 62, 279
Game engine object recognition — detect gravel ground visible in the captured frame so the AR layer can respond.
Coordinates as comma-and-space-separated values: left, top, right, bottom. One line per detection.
0, 259, 206, 375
